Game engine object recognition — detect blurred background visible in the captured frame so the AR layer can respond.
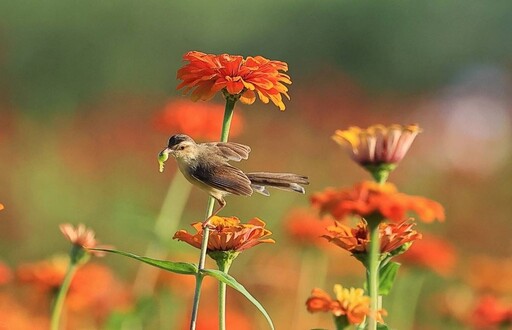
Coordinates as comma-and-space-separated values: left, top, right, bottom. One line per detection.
1, 1, 512, 329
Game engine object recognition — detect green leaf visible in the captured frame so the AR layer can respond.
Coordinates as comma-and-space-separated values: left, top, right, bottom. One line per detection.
91, 248, 198, 275
377, 323, 390, 330
379, 261, 400, 295
202, 269, 274, 330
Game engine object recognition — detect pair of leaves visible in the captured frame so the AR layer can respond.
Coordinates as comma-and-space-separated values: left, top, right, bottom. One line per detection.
91, 248, 274, 330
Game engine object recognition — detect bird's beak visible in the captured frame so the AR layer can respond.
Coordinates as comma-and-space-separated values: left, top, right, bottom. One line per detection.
158, 147, 173, 173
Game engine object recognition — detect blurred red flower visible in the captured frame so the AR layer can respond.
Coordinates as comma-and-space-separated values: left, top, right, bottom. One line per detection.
0, 261, 12, 285
470, 295, 512, 328
177, 51, 291, 110
153, 99, 244, 140
173, 216, 275, 253
323, 219, 421, 255
283, 209, 333, 248
333, 124, 421, 167
397, 234, 456, 276
180, 303, 256, 330
311, 181, 445, 223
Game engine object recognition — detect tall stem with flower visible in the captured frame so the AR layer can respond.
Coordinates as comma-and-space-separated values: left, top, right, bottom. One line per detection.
51, 224, 106, 330
307, 124, 445, 330
168, 51, 291, 330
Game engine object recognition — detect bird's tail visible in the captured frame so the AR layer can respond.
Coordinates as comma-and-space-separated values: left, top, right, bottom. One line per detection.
246, 172, 309, 196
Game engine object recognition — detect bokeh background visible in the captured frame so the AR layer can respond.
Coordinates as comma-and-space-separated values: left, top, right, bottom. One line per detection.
1, 1, 512, 329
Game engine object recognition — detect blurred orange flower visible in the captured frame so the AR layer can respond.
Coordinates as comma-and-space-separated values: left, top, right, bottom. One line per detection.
173, 216, 275, 252
466, 256, 512, 295
59, 223, 109, 257
306, 285, 384, 325
333, 124, 421, 167
470, 295, 512, 328
283, 209, 333, 248
0, 203, 4, 211
311, 181, 445, 223
323, 219, 421, 255
397, 234, 456, 276
153, 99, 244, 140
17, 255, 68, 291
0, 261, 12, 285
0, 293, 49, 330
177, 51, 291, 110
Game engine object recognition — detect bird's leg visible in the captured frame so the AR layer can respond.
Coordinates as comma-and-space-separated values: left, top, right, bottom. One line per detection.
202, 198, 226, 229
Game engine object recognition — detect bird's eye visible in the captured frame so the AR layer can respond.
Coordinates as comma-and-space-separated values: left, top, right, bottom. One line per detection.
179, 145, 185, 150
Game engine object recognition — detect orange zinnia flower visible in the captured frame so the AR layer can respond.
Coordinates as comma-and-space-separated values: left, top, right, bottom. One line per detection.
323, 219, 421, 255
333, 124, 421, 167
311, 181, 445, 223
173, 216, 275, 253
153, 99, 244, 140
59, 223, 109, 257
306, 285, 384, 325
397, 234, 456, 276
177, 51, 291, 110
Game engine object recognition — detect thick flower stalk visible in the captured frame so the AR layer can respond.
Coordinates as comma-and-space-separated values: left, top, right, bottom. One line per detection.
333, 124, 421, 182
172, 50, 291, 330
51, 224, 106, 330
306, 285, 385, 329
177, 51, 291, 110
311, 181, 445, 223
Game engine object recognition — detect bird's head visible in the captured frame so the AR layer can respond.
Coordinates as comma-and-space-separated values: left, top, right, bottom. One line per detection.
158, 134, 198, 172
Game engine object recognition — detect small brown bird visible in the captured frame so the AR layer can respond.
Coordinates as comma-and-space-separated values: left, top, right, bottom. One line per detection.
158, 134, 309, 225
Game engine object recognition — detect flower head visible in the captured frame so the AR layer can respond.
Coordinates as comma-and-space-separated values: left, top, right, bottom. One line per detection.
0, 203, 4, 211
397, 234, 456, 276
153, 99, 244, 140
333, 124, 421, 166
323, 219, 422, 256
306, 285, 385, 325
311, 181, 445, 223
177, 51, 291, 110
173, 216, 275, 253
59, 223, 108, 257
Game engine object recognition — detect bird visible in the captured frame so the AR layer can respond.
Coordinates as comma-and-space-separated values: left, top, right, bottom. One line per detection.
158, 134, 309, 226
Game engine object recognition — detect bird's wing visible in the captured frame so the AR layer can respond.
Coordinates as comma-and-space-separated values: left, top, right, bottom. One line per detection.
191, 163, 253, 196
203, 142, 251, 162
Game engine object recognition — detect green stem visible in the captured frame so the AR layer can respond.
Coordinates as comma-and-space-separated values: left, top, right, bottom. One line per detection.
50, 260, 78, 330
133, 173, 192, 296
217, 257, 233, 330
367, 221, 381, 330
189, 95, 237, 330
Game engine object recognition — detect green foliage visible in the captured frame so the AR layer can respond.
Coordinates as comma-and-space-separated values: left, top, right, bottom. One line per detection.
378, 262, 401, 296
202, 269, 275, 330
91, 248, 198, 274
